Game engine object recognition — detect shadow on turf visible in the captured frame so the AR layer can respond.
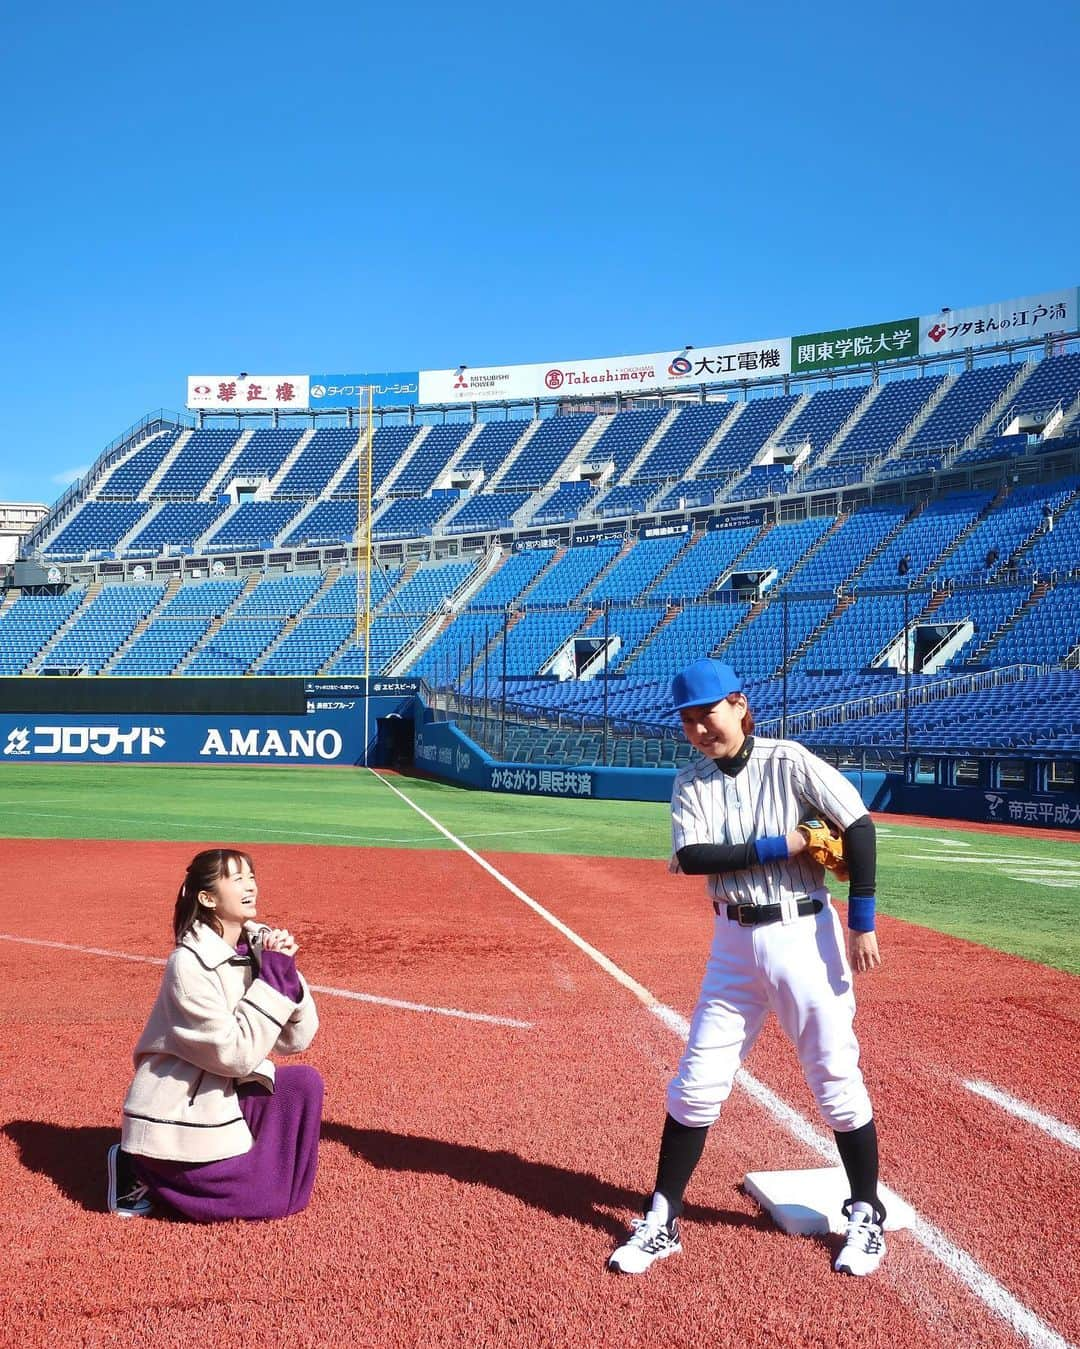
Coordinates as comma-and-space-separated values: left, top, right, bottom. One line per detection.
4, 1121, 117, 1211
322, 1121, 771, 1239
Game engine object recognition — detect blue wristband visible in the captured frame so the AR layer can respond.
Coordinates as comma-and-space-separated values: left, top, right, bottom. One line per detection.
847, 896, 876, 933
754, 834, 789, 864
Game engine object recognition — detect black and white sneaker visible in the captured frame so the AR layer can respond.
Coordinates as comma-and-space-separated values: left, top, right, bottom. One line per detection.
834, 1199, 885, 1275
608, 1215, 682, 1274
106, 1144, 153, 1219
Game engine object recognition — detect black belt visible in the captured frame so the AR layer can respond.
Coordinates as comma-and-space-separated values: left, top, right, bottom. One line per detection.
717, 898, 824, 926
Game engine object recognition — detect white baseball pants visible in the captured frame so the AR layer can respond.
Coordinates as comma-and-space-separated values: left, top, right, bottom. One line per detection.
666, 896, 873, 1133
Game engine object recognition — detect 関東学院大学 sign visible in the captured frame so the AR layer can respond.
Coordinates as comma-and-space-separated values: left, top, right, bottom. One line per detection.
791, 318, 918, 373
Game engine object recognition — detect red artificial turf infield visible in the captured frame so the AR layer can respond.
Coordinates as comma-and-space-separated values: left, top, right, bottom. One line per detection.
1, 837, 1077, 1349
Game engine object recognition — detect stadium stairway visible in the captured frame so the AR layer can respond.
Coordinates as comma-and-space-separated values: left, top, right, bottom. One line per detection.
583, 534, 639, 603
381, 554, 495, 676
868, 374, 957, 480
716, 393, 811, 504
951, 362, 1039, 465
249, 567, 345, 673
780, 512, 849, 592
643, 530, 700, 598
927, 482, 1011, 577
266, 429, 317, 494
484, 421, 544, 491
377, 425, 431, 497
27, 580, 101, 672
667, 404, 745, 500
561, 414, 616, 488
173, 572, 263, 674
321, 437, 364, 499
1005, 483, 1080, 573
113, 502, 162, 555
792, 382, 883, 487
615, 407, 681, 487
842, 500, 923, 589
136, 428, 194, 501
512, 480, 560, 529
968, 580, 1050, 666
202, 430, 254, 500
515, 544, 568, 604
430, 421, 489, 489
1045, 388, 1080, 443
102, 577, 183, 672
775, 592, 854, 676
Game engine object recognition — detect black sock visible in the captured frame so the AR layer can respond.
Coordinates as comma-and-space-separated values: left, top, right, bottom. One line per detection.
652, 1113, 710, 1221
834, 1119, 885, 1219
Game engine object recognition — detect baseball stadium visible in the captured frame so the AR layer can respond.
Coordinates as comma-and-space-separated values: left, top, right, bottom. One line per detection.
2, 278, 1079, 1347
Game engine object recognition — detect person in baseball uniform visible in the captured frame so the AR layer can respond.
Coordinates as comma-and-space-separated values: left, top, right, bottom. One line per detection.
609, 658, 885, 1277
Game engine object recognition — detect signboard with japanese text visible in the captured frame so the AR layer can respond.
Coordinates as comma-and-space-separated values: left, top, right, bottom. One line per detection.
187, 375, 310, 410
308, 372, 419, 407
417, 338, 790, 406
918, 287, 1077, 357
792, 319, 918, 373
0, 710, 363, 766
709, 510, 766, 529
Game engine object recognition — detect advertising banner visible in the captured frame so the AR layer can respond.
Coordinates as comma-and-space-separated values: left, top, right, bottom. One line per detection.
308, 372, 419, 407
709, 510, 766, 529
918, 287, 1077, 357
791, 319, 918, 373
187, 375, 310, 410
418, 337, 790, 405
0, 711, 364, 766
641, 522, 691, 539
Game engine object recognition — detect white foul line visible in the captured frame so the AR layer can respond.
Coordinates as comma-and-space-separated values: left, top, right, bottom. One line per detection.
964, 1080, 1080, 1152
0, 932, 531, 1030
369, 769, 1074, 1349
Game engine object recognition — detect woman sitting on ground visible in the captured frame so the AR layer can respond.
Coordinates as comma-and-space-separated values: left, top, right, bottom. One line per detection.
107, 847, 323, 1221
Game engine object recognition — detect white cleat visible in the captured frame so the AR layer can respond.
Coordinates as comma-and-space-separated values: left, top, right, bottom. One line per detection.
608, 1215, 682, 1274
834, 1200, 886, 1276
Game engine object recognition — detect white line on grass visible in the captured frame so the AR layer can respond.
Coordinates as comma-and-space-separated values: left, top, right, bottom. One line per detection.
0, 933, 531, 1029
368, 769, 1074, 1349
964, 1080, 1080, 1152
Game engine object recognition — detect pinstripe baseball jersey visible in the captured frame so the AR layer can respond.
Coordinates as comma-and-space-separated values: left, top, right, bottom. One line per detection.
671, 735, 866, 908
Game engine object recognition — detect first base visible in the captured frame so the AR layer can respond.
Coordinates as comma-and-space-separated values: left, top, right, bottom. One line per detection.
742, 1167, 914, 1236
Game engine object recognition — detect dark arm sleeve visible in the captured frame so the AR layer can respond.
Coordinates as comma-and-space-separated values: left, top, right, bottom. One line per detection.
844, 814, 876, 897
677, 841, 764, 875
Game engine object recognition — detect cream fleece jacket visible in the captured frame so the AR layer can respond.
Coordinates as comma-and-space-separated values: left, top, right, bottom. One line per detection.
121, 922, 318, 1163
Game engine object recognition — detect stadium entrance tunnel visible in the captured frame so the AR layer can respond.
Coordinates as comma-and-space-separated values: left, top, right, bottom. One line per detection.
375, 713, 414, 770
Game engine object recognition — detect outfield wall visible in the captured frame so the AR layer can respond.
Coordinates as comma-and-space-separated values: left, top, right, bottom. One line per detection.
415, 711, 892, 809
415, 713, 1080, 828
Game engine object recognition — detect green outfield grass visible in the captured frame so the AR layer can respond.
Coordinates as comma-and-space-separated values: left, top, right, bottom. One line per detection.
2, 764, 1077, 974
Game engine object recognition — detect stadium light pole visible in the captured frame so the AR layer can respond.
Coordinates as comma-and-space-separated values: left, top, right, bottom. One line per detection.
358, 386, 374, 766
896, 555, 912, 768
469, 630, 476, 742
602, 600, 610, 768
484, 624, 491, 744
500, 606, 509, 759
781, 589, 789, 739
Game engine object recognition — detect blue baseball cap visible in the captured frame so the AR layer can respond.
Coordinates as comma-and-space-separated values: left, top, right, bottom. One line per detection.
670, 658, 743, 712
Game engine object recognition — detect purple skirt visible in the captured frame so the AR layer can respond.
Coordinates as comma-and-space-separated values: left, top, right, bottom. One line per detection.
134, 1065, 323, 1222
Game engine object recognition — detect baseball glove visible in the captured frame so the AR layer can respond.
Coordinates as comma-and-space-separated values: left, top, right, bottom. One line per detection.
797, 819, 849, 882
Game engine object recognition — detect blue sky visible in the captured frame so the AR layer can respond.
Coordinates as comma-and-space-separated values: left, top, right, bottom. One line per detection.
1, 0, 1076, 506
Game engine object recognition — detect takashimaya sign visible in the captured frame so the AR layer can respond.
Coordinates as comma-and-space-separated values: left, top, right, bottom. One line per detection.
417, 337, 790, 405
